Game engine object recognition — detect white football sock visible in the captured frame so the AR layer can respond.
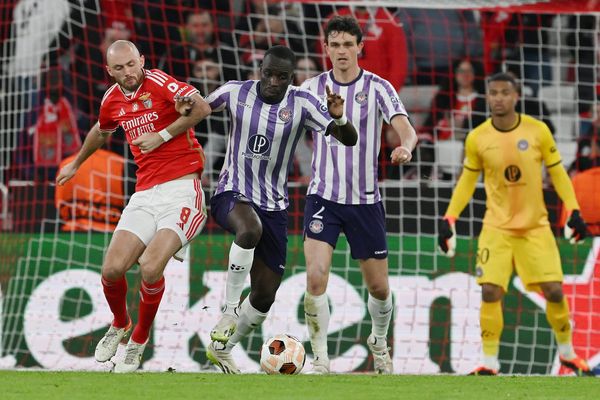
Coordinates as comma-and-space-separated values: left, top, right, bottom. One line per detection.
226, 297, 267, 352
483, 354, 500, 371
223, 242, 254, 316
558, 342, 577, 360
368, 293, 393, 341
304, 291, 330, 360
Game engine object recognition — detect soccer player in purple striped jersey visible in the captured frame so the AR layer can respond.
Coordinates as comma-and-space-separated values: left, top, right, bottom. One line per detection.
203, 45, 358, 374
300, 16, 418, 374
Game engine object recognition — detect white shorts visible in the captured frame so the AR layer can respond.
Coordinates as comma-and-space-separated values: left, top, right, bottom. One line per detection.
115, 178, 207, 253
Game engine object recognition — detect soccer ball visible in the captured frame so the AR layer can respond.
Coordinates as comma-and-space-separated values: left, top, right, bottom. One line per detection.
260, 334, 306, 375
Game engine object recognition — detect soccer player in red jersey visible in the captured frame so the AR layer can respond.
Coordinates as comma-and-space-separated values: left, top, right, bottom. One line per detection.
56, 40, 211, 373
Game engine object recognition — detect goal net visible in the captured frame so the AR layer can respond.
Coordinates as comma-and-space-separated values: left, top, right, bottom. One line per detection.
0, 0, 598, 374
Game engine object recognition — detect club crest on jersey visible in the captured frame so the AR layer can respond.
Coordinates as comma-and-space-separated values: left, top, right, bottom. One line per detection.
517, 139, 528, 151
355, 91, 368, 105
308, 219, 324, 234
139, 92, 152, 109
278, 107, 292, 123
132, 102, 139, 112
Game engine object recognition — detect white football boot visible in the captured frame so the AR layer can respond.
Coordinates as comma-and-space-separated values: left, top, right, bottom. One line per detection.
94, 321, 132, 362
367, 334, 393, 374
206, 341, 240, 374
210, 312, 238, 344
306, 355, 330, 374
113, 338, 147, 373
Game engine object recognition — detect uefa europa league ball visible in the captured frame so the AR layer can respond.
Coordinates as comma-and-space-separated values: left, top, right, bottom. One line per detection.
260, 334, 306, 374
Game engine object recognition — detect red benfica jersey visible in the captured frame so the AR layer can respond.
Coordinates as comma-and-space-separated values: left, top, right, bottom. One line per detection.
99, 69, 204, 191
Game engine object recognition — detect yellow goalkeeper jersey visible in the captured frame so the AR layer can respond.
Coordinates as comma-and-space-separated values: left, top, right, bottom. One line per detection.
463, 114, 561, 233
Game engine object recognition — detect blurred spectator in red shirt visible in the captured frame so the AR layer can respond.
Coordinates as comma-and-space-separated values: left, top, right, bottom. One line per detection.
33, 69, 81, 168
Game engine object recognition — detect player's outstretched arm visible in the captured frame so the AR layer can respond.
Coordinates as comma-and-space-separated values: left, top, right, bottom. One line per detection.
389, 115, 417, 165
56, 122, 109, 186
390, 114, 418, 164
547, 163, 587, 243
324, 85, 358, 146
438, 167, 480, 257
133, 93, 211, 154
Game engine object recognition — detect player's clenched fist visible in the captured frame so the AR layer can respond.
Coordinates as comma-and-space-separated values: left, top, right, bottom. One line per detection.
132, 132, 165, 154
391, 146, 412, 164
438, 217, 456, 257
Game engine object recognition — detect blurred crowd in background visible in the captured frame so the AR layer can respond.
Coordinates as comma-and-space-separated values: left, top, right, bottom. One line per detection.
1, 1, 598, 214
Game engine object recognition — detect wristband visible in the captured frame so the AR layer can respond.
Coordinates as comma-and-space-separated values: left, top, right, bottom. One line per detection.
333, 115, 347, 126
158, 129, 173, 142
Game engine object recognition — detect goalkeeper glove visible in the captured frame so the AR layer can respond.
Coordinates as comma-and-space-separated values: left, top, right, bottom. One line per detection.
438, 217, 456, 257
564, 210, 587, 244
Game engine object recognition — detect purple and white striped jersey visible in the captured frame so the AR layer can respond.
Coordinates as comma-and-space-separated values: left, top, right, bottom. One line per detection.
301, 70, 408, 204
206, 80, 334, 211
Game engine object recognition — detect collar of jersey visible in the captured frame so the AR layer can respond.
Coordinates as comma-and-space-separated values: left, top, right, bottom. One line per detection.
328, 68, 364, 87
491, 113, 522, 133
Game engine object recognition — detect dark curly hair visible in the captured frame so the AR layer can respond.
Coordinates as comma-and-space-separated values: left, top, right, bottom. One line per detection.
324, 16, 363, 44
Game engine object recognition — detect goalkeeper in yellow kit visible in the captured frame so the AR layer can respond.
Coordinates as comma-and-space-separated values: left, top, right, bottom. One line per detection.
439, 72, 593, 376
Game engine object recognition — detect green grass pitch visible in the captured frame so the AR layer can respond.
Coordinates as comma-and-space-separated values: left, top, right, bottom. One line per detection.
1, 372, 598, 400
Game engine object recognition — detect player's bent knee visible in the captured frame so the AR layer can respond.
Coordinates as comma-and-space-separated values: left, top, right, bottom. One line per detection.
306, 278, 327, 296
368, 285, 390, 300
101, 261, 129, 281
545, 291, 564, 303
249, 292, 275, 314
306, 267, 329, 296
235, 228, 262, 249
141, 270, 164, 285
541, 284, 564, 303
364, 275, 390, 300
481, 284, 503, 302
139, 261, 167, 284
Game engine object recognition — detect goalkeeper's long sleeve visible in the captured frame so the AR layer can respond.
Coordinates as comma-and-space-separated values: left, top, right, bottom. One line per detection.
444, 167, 480, 219
547, 163, 580, 212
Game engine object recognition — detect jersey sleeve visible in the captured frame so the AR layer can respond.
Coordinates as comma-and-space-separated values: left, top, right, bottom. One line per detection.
205, 82, 231, 113
539, 122, 562, 167
98, 97, 118, 133
145, 69, 199, 103
463, 131, 482, 171
375, 78, 408, 124
301, 90, 333, 134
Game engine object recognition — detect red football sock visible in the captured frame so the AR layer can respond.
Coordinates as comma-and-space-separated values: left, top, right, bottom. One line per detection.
101, 276, 129, 328
131, 277, 165, 344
